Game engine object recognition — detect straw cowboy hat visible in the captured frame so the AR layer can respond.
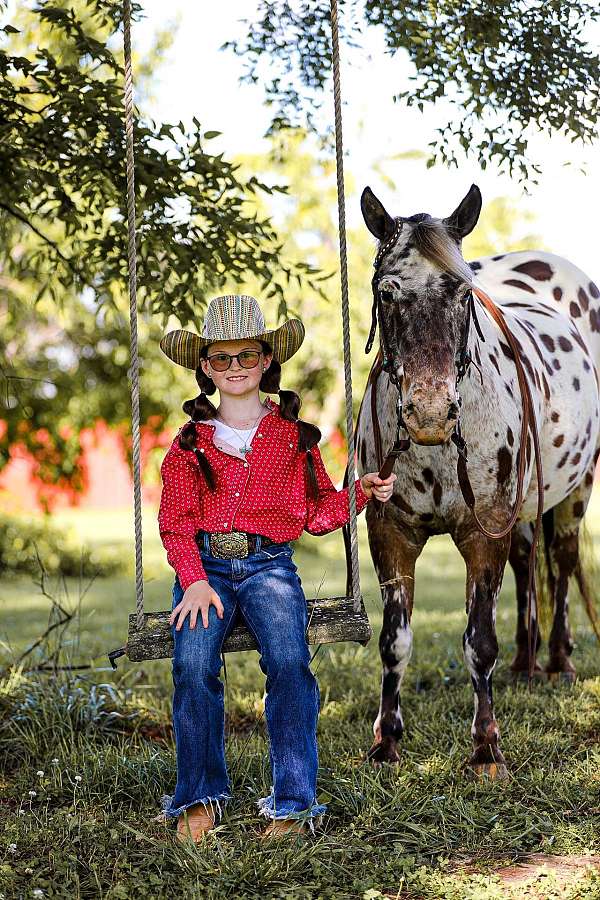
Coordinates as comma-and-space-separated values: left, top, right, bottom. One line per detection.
160, 294, 305, 369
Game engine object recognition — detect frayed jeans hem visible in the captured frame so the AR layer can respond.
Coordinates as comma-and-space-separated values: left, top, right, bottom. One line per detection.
257, 791, 327, 823
161, 792, 231, 821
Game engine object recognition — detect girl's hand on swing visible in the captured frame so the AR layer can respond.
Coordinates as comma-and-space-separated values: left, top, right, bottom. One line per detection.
360, 472, 397, 502
170, 581, 224, 631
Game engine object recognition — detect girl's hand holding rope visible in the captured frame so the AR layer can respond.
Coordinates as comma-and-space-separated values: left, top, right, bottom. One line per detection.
360, 471, 397, 502
169, 581, 224, 631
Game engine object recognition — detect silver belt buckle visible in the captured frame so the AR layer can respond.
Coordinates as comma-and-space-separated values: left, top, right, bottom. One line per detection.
210, 531, 248, 559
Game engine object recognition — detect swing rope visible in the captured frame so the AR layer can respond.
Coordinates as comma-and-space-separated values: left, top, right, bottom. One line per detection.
121, 0, 361, 626
123, 0, 144, 630
330, 0, 362, 612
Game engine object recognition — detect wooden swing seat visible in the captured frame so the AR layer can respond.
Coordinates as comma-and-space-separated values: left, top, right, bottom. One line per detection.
124, 594, 372, 662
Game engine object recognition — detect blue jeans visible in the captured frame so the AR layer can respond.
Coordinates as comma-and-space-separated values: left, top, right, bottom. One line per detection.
161, 533, 326, 823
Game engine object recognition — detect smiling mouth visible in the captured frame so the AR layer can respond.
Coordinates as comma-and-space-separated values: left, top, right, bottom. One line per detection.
227, 375, 247, 381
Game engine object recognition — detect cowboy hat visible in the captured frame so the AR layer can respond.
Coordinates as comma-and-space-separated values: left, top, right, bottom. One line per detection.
160, 294, 305, 369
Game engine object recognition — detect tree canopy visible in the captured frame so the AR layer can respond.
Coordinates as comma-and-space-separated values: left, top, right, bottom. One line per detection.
225, 0, 600, 182
0, 0, 323, 323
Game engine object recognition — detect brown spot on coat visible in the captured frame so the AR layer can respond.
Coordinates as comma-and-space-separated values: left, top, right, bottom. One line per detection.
553, 287, 563, 301
578, 287, 590, 311
503, 278, 536, 294
557, 452, 569, 468
570, 302, 581, 318
552, 358, 561, 371
413, 480, 426, 493
512, 260, 553, 281
433, 482, 442, 505
507, 427, 514, 447
590, 309, 600, 333
540, 334, 555, 352
553, 434, 564, 448
589, 281, 599, 299
571, 452, 581, 465
551, 411, 560, 423
558, 336, 572, 352
573, 376, 580, 391
542, 373, 551, 400
391, 495, 413, 515
488, 353, 501, 375
422, 468, 434, 486
497, 447, 512, 485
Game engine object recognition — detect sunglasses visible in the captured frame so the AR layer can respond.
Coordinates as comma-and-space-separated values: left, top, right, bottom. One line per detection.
206, 350, 263, 372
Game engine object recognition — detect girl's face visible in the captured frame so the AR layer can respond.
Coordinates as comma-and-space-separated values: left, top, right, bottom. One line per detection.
200, 338, 273, 398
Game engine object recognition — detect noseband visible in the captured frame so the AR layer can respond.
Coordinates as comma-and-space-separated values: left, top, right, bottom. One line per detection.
365, 219, 545, 683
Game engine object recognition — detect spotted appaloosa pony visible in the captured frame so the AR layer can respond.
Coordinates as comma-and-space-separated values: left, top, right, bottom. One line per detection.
355, 184, 600, 775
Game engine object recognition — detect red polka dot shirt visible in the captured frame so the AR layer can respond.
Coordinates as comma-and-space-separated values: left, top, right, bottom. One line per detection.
158, 396, 371, 590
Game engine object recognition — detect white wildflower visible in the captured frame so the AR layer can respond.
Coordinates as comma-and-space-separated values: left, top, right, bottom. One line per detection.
52, 758, 59, 764
33, 890, 44, 898
8, 844, 17, 854
24, 867, 33, 875
28, 790, 37, 798
74, 775, 82, 782
36, 770, 44, 777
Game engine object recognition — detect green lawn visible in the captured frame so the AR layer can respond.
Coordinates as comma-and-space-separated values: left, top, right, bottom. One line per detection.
1, 499, 599, 898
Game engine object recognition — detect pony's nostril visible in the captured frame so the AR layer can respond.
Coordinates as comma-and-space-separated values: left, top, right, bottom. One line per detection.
447, 402, 459, 421
404, 402, 415, 417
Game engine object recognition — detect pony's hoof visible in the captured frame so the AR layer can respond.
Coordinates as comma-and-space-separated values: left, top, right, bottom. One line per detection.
468, 762, 509, 781
546, 669, 577, 686
366, 741, 401, 768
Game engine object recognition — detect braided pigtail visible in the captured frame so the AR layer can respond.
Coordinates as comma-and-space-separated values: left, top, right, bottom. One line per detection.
260, 348, 321, 501
178, 354, 218, 491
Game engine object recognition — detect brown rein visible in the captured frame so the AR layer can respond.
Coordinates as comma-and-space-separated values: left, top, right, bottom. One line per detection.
367, 285, 545, 681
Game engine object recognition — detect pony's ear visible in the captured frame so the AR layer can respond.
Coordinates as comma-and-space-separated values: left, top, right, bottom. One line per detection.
443, 184, 482, 240
361, 187, 396, 240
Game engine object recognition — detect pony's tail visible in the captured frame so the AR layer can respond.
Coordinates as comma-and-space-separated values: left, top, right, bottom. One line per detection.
535, 510, 554, 642
573, 521, 600, 643
537, 511, 600, 644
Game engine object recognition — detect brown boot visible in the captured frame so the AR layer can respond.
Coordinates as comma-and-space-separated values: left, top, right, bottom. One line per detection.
176, 802, 215, 843
261, 818, 308, 840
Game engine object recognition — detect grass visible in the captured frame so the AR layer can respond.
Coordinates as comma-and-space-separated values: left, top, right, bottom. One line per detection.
1, 499, 599, 898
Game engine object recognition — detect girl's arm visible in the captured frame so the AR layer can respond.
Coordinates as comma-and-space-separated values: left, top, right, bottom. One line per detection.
304, 444, 371, 536
158, 443, 208, 590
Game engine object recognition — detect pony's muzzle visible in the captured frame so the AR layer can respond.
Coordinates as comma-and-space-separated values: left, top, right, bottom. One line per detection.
402, 382, 458, 445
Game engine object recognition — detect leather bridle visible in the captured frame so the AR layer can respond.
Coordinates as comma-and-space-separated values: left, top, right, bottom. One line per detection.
365, 218, 545, 680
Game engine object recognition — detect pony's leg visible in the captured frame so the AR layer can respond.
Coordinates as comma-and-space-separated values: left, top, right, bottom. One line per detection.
545, 463, 594, 682
508, 521, 543, 678
456, 530, 511, 778
366, 508, 426, 766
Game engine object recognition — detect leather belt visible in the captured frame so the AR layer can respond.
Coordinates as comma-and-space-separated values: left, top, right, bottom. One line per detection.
196, 529, 278, 559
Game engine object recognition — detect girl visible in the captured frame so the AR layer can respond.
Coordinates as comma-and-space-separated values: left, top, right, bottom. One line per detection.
157, 294, 396, 841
